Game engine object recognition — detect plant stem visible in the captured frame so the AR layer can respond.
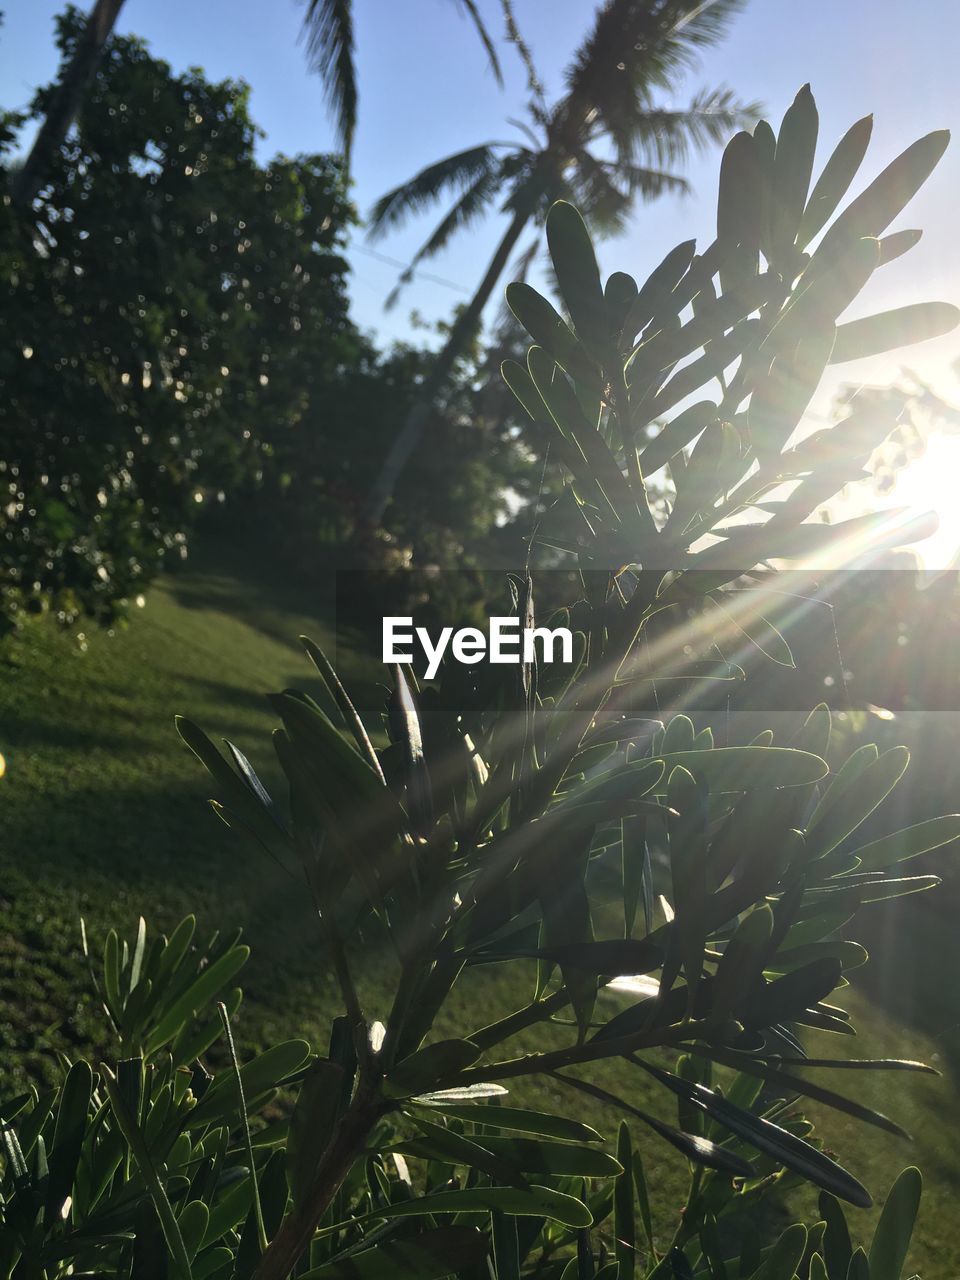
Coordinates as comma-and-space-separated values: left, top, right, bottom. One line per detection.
328, 922, 365, 1035
251, 1086, 382, 1280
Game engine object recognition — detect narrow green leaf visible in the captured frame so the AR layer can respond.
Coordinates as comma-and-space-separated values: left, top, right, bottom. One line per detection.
468, 1135, 621, 1178
614, 1123, 635, 1280
708, 595, 795, 667
102, 1064, 193, 1280
632, 1142, 655, 1259
44, 1060, 92, 1223
552, 1072, 752, 1179
792, 704, 832, 758
388, 1040, 481, 1095
820, 129, 950, 253
852, 814, 960, 870
493, 1213, 520, 1280
847, 1248, 869, 1280
507, 281, 601, 385
797, 115, 873, 247
389, 664, 433, 834
771, 84, 819, 262
750, 1224, 807, 1280
831, 301, 959, 362
605, 271, 639, 342
286, 1060, 345, 1210
805, 747, 909, 859
717, 131, 762, 286
400, 1115, 528, 1188
652, 747, 827, 792
636, 1061, 871, 1207
667, 766, 709, 1008
638, 401, 718, 479
820, 1191, 853, 1280
742, 958, 843, 1029
810, 1255, 829, 1280
878, 228, 922, 265
621, 240, 697, 345
546, 201, 608, 358
407, 1102, 602, 1143
686, 1043, 911, 1139
711, 905, 773, 1023
177, 1201, 210, 1262
300, 636, 385, 782
320, 1184, 592, 1232
154, 948, 251, 1057
868, 1166, 922, 1280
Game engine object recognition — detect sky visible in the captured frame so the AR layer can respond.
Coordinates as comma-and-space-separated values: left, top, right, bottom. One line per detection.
3, 0, 960, 552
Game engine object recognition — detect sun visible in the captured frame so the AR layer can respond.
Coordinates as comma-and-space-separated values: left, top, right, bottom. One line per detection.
887, 433, 960, 569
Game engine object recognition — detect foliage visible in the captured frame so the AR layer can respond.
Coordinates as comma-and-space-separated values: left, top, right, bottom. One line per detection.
0, 10, 359, 628
0, 10, 540, 632
2, 88, 958, 1279
269, 325, 541, 572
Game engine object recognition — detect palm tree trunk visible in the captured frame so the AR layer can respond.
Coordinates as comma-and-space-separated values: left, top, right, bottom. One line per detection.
361, 205, 530, 528
11, 0, 127, 210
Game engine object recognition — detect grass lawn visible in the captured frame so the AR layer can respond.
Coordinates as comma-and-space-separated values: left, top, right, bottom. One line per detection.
1, 537, 958, 1274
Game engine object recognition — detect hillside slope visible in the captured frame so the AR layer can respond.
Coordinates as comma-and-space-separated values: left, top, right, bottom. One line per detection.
0, 544, 955, 1272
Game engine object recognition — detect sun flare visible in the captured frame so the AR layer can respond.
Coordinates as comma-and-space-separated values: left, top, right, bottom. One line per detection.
889, 432, 960, 569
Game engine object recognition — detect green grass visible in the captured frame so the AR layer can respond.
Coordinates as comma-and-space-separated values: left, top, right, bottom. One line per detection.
1, 539, 958, 1273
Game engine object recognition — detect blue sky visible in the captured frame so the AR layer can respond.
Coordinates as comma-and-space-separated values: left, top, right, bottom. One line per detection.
3, 0, 959, 420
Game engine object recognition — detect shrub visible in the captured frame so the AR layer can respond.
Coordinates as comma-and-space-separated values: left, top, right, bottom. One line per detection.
0, 11, 358, 629
1, 87, 957, 1279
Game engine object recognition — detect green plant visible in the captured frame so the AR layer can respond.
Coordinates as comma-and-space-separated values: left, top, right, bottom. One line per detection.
0, 11, 544, 630
10, 0, 501, 209
0, 12, 359, 629
2, 87, 958, 1279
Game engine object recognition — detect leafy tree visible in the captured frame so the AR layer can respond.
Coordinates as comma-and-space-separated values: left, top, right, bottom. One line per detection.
267, 322, 542, 578
10, 0, 502, 207
1, 88, 956, 1280
0, 13, 360, 627
361, 0, 758, 526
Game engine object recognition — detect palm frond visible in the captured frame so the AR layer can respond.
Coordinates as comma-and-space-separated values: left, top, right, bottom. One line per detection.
301, 0, 357, 161
560, 0, 750, 150
368, 143, 501, 240
510, 236, 543, 285
608, 86, 759, 168
384, 163, 505, 309
454, 0, 505, 86
501, 0, 547, 114
612, 160, 690, 200
666, 0, 750, 51
570, 151, 688, 234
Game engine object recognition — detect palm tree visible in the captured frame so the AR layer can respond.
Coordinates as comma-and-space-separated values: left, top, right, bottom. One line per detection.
301, 0, 503, 164
12, 0, 501, 208
11, 0, 128, 209
360, 0, 758, 527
